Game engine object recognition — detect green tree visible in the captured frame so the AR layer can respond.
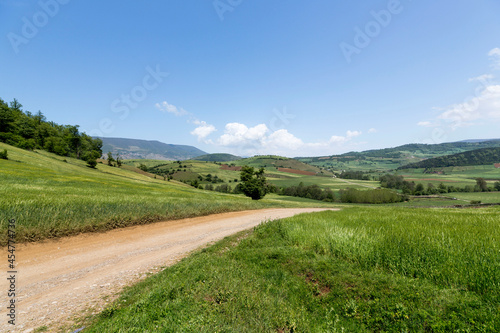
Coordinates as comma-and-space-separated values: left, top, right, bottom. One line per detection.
83, 150, 100, 168
107, 152, 115, 166
240, 166, 267, 200
494, 181, 500, 191
0, 149, 8, 159
475, 178, 488, 192
414, 183, 424, 195
116, 153, 122, 167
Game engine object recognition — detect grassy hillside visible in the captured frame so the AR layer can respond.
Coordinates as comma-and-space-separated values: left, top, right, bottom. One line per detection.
299, 140, 500, 172
0, 143, 326, 245
99, 137, 206, 160
233, 155, 326, 174
193, 153, 241, 162
398, 147, 500, 169
84, 207, 500, 332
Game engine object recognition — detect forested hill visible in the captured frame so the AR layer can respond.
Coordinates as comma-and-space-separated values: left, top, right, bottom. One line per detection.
301, 140, 500, 161
193, 153, 241, 162
398, 147, 500, 169
0, 98, 102, 163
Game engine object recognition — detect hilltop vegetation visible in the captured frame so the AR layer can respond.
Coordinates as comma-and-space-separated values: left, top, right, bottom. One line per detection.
398, 147, 500, 169
193, 153, 241, 162
0, 97, 102, 164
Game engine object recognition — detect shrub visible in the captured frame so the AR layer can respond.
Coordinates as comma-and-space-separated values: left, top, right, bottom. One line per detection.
0, 149, 7, 159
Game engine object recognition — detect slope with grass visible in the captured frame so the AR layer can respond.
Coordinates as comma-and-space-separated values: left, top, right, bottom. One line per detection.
299, 139, 500, 172
0, 142, 331, 245
399, 147, 500, 170
85, 207, 500, 332
193, 153, 241, 162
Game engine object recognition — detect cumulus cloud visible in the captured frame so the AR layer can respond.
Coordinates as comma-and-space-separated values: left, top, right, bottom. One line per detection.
368, 128, 377, 134
266, 129, 304, 150
155, 101, 188, 116
190, 121, 216, 141
218, 123, 268, 147
213, 122, 363, 156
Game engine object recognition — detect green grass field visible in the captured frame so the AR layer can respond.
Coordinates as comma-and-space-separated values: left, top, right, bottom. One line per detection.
399, 165, 500, 187
0, 143, 335, 245
83, 207, 500, 332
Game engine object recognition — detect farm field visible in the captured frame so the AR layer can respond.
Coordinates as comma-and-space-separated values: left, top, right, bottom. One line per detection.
451, 191, 500, 204
0, 143, 335, 245
398, 165, 500, 188
124, 157, 380, 193
85, 207, 500, 332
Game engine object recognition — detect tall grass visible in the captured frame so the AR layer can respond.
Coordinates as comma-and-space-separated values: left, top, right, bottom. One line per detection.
84, 207, 500, 332
0, 143, 324, 245
283, 207, 500, 299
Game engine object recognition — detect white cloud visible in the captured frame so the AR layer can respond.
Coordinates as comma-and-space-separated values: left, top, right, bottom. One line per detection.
368, 128, 377, 133
155, 101, 188, 116
327, 130, 362, 145
218, 123, 269, 147
266, 129, 304, 150
469, 74, 494, 82
417, 121, 434, 127
437, 84, 500, 128
212, 122, 363, 156
190, 121, 216, 141
346, 130, 361, 138
489, 48, 500, 69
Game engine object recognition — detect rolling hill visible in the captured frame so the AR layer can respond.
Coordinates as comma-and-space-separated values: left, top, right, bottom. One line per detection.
297, 139, 500, 171
398, 147, 500, 169
99, 137, 206, 160
193, 153, 241, 162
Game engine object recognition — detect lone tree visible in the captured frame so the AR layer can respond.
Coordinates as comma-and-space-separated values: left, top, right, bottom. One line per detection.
240, 165, 267, 200
116, 153, 122, 167
107, 152, 115, 166
476, 178, 488, 192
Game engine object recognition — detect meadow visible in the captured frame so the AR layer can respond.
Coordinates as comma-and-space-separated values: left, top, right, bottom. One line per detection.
0, 143, 334, 245
83, 207, 500, 332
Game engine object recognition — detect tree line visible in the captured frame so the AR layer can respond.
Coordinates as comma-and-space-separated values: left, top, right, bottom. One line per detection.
380, 174, 500, 195
0, 98, 103, 167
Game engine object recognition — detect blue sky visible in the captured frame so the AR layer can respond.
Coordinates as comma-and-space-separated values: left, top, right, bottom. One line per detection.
2, 0, 500, 157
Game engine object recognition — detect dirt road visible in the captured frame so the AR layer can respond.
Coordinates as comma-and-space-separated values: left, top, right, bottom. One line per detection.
0, 208, 336, 332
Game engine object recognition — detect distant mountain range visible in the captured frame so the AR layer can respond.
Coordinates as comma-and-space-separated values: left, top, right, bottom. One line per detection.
98, 137, 206, 160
